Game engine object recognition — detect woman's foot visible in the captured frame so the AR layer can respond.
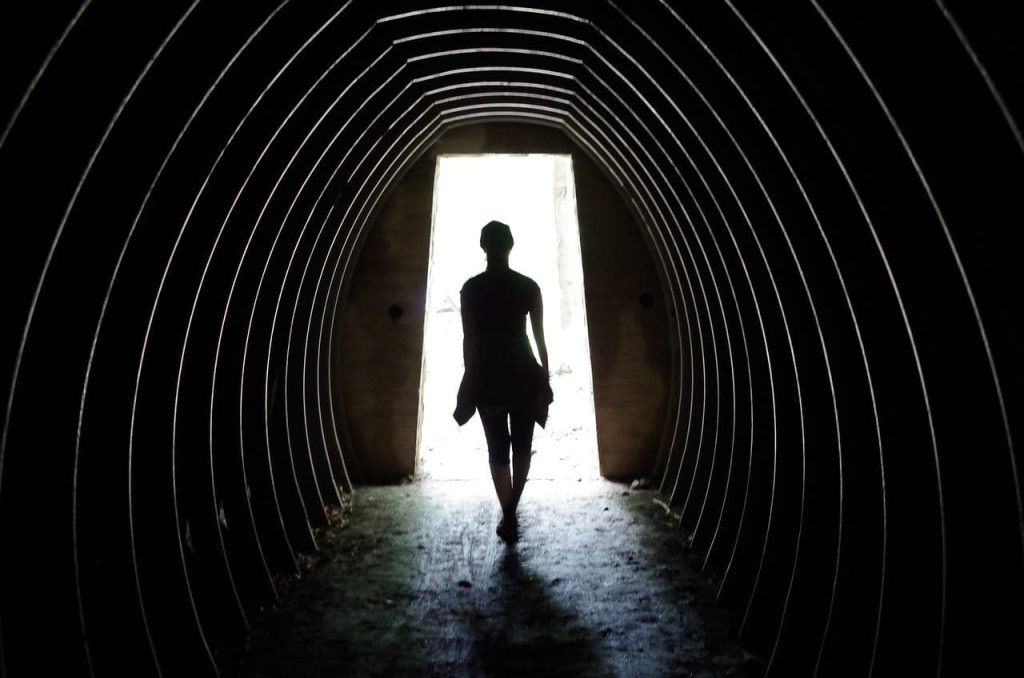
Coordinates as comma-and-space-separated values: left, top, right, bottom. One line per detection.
496, 514, 518, 542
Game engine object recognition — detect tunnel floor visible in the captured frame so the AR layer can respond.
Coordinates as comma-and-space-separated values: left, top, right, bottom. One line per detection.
222, 480, 761, 677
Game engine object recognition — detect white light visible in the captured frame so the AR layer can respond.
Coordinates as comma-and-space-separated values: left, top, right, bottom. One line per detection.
417, 154, 600, 482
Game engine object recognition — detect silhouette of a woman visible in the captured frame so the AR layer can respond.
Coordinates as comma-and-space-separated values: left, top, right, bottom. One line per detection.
454, 221, 552, 541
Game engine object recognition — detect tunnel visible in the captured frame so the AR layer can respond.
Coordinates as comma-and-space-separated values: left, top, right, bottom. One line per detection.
1, 1, 1021, 676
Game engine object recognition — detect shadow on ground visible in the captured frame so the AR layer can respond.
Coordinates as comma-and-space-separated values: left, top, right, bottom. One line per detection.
221, 480, 762, 677
462, 548, 605, 676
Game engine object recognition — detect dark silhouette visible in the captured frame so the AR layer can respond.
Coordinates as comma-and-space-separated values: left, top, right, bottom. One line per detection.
454, 221, 553, 541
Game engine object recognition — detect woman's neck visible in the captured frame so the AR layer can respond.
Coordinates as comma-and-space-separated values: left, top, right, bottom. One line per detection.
486, 254, 510, 271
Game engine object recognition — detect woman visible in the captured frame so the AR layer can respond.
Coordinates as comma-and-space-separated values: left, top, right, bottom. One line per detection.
453, 220, 553, 541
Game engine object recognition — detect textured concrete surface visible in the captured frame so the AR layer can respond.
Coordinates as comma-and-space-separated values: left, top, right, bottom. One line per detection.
222, 480, 761, 677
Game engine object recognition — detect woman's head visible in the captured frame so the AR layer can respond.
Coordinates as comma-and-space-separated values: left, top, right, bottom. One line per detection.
480, 220, 514, 256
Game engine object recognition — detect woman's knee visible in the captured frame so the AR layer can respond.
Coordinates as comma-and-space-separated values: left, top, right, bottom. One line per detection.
510, 434, 532, 461
509, 446, 532, 467
509, 422, 534, 460
488, 443, 512, 466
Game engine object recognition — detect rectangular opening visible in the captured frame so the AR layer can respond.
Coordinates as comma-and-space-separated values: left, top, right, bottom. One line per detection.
416, 153, 599, 482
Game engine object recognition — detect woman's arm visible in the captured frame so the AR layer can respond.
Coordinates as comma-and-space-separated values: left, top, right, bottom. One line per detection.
529, 286, 549, 375
461, 292, 474, 373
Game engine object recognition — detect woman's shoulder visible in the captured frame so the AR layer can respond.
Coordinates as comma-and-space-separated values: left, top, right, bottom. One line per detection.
462, 270, 538, 300
509, 269, 539, 292
460, 272, 487, 294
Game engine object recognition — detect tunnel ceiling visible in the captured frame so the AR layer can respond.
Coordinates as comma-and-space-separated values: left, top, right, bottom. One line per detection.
1, 2, 1022, 676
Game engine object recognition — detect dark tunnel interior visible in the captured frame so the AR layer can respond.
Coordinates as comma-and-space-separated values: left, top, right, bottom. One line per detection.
1, 1, 1022, 676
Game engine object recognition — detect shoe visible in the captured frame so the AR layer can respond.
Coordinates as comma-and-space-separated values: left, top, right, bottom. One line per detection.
496, 515, 519, 542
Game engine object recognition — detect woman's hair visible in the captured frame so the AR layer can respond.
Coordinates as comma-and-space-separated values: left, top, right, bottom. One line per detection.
480, 220, 514, 254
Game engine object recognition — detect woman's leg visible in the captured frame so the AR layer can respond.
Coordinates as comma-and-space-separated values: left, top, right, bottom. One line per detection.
479, 408, 513, 514
507, 408, 536, 517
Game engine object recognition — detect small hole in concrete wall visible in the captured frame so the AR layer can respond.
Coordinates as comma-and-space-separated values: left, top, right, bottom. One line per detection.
388, 304, 404, 321
638, 293, 655, 309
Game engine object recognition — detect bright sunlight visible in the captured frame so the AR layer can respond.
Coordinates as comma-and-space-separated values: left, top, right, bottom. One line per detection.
416, 154, 599, 482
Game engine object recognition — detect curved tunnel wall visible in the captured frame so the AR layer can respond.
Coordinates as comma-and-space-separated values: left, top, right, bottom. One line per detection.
0, 2, 1021, 676
336, 121, 671, 483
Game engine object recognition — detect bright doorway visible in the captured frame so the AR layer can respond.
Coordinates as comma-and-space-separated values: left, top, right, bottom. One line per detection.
416, 154, 600, 482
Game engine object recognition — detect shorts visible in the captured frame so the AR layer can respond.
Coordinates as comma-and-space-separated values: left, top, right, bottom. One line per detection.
478, 404, 535, 465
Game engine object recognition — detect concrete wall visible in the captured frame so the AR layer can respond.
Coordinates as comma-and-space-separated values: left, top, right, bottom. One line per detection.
335, 156, 435, 482
337, 123, 670, 482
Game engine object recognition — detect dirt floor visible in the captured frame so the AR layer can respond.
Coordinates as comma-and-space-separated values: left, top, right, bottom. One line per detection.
220, 480, 762, 677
